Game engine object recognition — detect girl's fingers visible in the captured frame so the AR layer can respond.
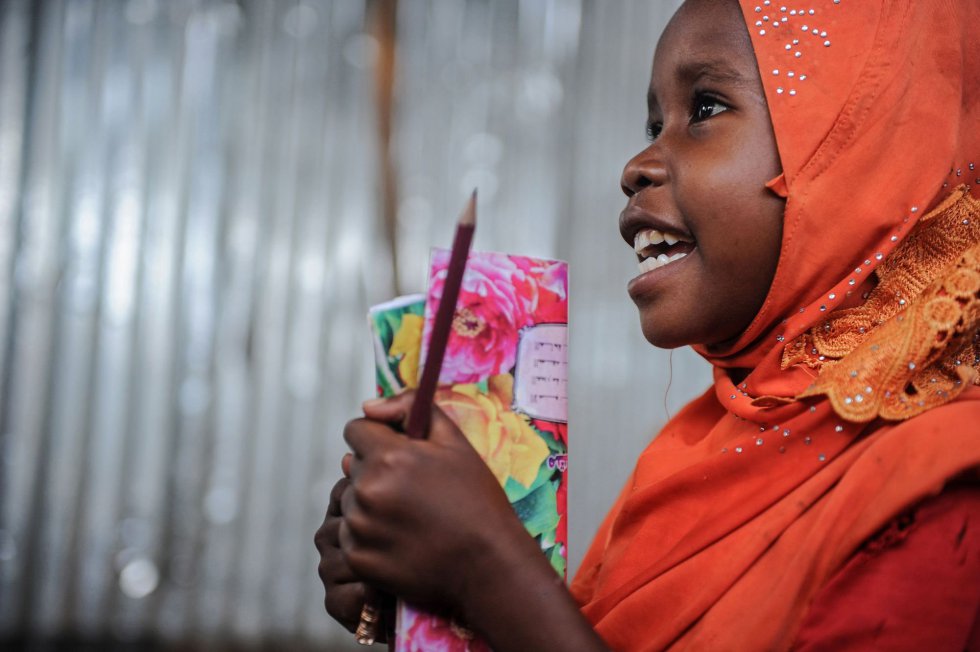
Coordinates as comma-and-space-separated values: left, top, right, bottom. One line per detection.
361, 391, 468, 448
337, 505, 388, 559
338, 492, 358, 544
318, 538, 358, 583
341, 453, 352, 478
327, 477, 350, 517
314, 510, 336, 553
361, 390, 415, 424
343, 418, 403, 461
323, 581, 368, 632
318, 515, 342, 549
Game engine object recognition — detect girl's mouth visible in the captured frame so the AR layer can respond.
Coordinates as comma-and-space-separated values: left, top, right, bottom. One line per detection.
634, 227, 696, 274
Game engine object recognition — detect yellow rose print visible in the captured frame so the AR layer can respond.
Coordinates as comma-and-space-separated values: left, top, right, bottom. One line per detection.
389, 313, 423, 389
436, 375, 549, 488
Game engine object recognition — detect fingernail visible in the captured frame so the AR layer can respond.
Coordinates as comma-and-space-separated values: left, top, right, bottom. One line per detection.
362, 397, 387, 409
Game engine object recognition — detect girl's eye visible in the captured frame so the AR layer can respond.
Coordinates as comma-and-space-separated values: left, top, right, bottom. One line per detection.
692, 94, 728, 122
646, 121, 663, 142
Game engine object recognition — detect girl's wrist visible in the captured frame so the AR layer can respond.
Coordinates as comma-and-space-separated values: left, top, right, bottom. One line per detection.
458, 521, 609, 652
453, 511, 535, 617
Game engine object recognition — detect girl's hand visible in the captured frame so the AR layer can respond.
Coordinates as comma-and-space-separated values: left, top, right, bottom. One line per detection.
330, 391, 609, 652
314, 476, 385, 637
338, 390, 528, 615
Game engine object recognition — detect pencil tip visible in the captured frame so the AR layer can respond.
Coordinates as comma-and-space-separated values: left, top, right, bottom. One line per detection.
460, 189, 477, 227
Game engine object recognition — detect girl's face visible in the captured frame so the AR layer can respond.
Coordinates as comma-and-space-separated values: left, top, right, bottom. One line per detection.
620, 0, 784, 350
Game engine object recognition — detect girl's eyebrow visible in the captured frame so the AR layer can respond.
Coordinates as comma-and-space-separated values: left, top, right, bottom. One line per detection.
648, 60, 757, 110
677, 60, 750, 87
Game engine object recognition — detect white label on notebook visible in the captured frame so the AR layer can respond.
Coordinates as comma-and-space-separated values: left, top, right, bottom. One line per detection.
513, 323, 568, 423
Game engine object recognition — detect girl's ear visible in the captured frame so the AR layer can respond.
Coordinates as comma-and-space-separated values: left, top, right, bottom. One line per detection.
765, 173, 788, 198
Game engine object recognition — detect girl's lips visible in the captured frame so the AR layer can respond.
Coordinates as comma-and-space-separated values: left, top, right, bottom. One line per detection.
620, 205, 692, 248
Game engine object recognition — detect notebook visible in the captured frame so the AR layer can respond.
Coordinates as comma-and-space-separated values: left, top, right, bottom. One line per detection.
367, 249, 568, 651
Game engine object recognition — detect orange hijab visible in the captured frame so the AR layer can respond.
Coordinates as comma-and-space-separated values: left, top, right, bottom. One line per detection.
571, 2, 980, 650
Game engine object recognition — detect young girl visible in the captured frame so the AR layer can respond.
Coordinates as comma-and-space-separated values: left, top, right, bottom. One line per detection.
315, 0, 980, 649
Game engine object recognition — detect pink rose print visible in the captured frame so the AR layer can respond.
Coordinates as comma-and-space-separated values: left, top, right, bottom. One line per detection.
426, 250, 537, 383
398, 611, 492, 652
512, 256, 568, 323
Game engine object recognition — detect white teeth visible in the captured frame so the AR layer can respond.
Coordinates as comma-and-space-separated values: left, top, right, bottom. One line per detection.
636, 250, 689, 275
634, 230, 648, 251
632, 227, 690, 255
633, 229, 664, 253
632, 226, 694, 277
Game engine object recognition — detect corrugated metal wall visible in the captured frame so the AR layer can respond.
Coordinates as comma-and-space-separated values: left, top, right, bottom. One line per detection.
0, 1, 705, 648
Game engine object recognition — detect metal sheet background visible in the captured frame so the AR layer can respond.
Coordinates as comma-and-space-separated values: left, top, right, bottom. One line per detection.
0, 0, 708, 648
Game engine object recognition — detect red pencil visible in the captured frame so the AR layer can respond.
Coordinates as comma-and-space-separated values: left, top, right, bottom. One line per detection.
405, 189, 477, 439
354, 190, 477, 646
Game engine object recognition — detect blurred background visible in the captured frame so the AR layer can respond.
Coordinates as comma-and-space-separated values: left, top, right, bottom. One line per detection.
0, 0, 709, 649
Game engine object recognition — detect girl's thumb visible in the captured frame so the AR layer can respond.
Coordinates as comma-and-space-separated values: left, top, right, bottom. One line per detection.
426, 404, 469, 446
361, 390, 414, 424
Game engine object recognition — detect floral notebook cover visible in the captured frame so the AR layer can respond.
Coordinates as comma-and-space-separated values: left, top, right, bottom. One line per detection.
367, 249, 568, 651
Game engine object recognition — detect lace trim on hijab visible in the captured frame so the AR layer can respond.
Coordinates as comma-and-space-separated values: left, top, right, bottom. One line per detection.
781, 187, 980, 422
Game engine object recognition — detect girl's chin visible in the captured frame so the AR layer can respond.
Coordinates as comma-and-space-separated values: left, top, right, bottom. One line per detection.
639, 312, 751, 353
637, 314, 693, 350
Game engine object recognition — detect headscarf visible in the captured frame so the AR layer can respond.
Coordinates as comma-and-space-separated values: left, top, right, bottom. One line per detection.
571, 1, 980, 650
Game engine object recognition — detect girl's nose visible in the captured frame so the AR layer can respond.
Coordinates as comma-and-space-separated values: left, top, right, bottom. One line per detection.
621, 146, 668, 197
